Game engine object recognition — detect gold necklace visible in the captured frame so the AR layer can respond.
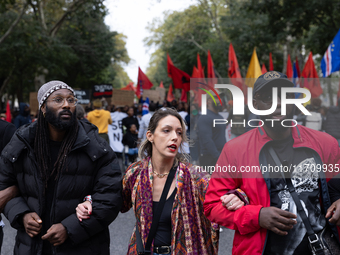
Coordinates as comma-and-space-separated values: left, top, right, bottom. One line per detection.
152, 170, 170, 178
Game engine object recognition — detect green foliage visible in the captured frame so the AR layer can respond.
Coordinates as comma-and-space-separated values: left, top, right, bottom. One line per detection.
221, 0, 285, 75
146, 49, 172, 88
145, 4, 223, 85
145, 0, 340, 84
245, 0, 340, 54
0, 0, 131, 102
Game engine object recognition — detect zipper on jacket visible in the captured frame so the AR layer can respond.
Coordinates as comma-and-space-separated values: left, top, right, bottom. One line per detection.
258, 140, 271, 255
50, 161, 62, 255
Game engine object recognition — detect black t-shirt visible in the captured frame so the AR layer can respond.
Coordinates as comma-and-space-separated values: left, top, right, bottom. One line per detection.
42, 140, 62, 254
153, 188, 177, 247
263, 136, 326, 255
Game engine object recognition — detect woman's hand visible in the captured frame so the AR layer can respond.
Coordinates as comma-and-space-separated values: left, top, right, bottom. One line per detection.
76, 201, 92, 221
220, 194, 244, 211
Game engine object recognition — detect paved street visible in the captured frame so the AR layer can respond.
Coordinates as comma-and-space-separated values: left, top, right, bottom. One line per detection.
1, 209, 234, 254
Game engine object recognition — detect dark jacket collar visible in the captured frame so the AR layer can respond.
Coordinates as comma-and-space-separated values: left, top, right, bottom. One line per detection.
3, 120, 108, 163
257, 124, 304, 147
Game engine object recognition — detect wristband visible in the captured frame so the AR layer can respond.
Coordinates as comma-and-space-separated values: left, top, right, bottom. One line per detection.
226, 188, 249, 205
83, 195, 92, 205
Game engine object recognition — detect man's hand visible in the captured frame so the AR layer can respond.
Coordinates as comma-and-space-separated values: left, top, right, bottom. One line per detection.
23, 212, 42, 238
259, 207, 297, 236
0, 185, 19, 213
326, 198, 340, 225
41, 223, 68, 246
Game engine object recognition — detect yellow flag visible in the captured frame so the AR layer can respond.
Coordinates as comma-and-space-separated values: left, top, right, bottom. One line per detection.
245, 48, 262, 87
302, 88, 311, 107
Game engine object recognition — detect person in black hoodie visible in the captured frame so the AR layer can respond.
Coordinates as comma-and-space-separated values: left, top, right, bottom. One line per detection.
122, 107, 139, 133
324, 98, 340, 146
13, 103, 31, 129
0, 81, 122, 255
122, 124, 138, 164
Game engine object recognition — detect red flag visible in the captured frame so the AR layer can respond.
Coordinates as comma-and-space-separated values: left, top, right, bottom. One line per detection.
167, 53, 173, 78
136, 67, 153, 98
192, 66, 200, 78
228, 43, 244, 91
228, 43, 242, 79
167, 84, 175, 102
159, 81, 164, 88
301, 52, 323, 98
192, 66, 203, 106
295, 57, 301, 77
168, 64, 190, 91
6, 100, 11, 123
261, 63, 268, 74
286, 54, 293, 78
207, 50, 217, 79
207, 50, 218, 94
121, 81, 135, 91
180, 89, 187, 102
197, 53, 205, 78
269, 52, 274, 71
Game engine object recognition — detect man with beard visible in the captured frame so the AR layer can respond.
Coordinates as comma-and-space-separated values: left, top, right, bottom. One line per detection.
0, 81, 122, 255
197, 93, 226, 171
204, 71, 340, 255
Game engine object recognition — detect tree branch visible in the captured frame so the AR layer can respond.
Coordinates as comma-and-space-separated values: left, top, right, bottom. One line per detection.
186, 34, 222, 78
49, 0, 86, 37
27, 0, 38, 20
187, 35, 208, 53
0, 61, 17, 98
38, 0, 47, 30
0, 1, 29, 45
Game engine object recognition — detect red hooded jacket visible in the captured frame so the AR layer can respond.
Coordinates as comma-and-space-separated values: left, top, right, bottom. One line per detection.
204, 125, 340, 255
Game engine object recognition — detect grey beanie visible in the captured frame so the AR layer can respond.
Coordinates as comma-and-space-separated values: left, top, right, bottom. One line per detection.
37, 81, 74, 109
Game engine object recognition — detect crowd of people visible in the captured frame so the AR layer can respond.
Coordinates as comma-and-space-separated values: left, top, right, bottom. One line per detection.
0, 72, 340, 255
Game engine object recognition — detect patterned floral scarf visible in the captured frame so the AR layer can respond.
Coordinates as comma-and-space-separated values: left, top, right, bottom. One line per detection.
122, 157, 219, 255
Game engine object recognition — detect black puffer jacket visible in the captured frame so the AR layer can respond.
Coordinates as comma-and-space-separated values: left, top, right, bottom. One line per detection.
0, 120, 122, 255
324, 106, 340, 139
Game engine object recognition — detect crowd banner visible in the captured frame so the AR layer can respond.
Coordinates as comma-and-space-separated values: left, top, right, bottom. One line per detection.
155, 87, 166, 102
108, 111, 128, 153
143, 88, 165, 103
74, 89, 90, 105
29, 92, 38, 115
112, 89, 134, 106
92, 84, 113, 98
